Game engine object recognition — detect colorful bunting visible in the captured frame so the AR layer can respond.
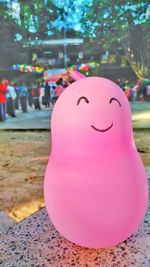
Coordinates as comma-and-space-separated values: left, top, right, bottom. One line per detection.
11, 64, 44, 74
68, 62, 97, 73
11, 62, 97, 75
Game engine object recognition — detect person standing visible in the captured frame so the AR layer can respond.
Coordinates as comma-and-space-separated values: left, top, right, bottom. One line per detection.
63, 79, 70, 88
14, 83, 20, 109
6, 82, 17, 117
43, 82, 50, 107
0, 79, 8, 121
141, 79, 148, 103
39, 83, 45, 106
28, 86, 33, 108
19, 83, 28, 112
50, 84, 57, 106
56, 80, 64, 100
130, 85, 137, 102
32, 83, 41, 110
146, 83, 150, 102
124, 86, 130, 101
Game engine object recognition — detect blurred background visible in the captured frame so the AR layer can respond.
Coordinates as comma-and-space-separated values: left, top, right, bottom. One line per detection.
0, 0, 150, 222
0, 0, 150, 81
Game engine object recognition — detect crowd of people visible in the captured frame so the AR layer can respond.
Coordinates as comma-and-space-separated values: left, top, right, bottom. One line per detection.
0, 76, 150, 122
117, 79, 150, 103
0, 77, 70, 121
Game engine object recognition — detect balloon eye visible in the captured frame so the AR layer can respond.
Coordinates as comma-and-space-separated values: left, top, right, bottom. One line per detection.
109, 97, 121, 107
77, 96, 89, 105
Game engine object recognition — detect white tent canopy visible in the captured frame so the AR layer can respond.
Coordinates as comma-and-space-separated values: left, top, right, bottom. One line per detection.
23, 38, 83, 47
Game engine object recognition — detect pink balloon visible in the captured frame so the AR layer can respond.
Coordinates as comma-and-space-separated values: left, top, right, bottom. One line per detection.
69, 71, 85, 81
44, 77, 148, 248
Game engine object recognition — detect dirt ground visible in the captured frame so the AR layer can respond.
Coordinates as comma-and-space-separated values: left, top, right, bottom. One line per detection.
0, 130, 150, 222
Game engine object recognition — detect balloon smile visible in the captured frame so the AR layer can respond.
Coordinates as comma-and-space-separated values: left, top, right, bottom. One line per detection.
91, 122, 113, 132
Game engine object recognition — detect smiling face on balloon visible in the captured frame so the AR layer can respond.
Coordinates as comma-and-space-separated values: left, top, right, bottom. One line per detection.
76, 95, 121, 133
51, 77, 132, 148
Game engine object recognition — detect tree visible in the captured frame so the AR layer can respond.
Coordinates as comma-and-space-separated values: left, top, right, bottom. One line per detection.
1, 0, 149, 78
81, 0, 150, 78
0, 0, 88, 40
0, 0, 89, 69
0, 0, 58, 40
0, 17, 23, 70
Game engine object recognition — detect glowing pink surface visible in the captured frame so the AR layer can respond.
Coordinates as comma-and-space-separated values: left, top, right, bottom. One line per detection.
69, 70, 85, 80
44, 77, 148, 248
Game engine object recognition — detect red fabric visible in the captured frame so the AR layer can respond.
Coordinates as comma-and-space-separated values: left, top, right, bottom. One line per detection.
137, 80, 142, 86
56, 85, 64, 97
0, 82, 7, 103
32, 88, 40, 96
38, 88, 41, 96
124, 88, 130, 98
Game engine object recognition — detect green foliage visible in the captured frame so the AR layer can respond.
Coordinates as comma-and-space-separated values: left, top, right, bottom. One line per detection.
81, 0, 150, 78
82, 0, 149, 36
0, 0, 149, 77
0, 17, 22, 70
0, 0, 58, 40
